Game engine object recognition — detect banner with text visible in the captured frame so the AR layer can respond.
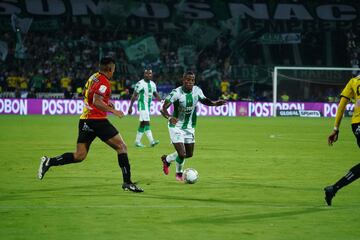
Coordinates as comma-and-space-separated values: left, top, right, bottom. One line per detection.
0, 99, 352, 117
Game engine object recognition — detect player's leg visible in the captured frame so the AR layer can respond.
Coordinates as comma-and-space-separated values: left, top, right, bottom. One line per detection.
161, 151, 177, 175
175, 130, 195, 180
105, 133, 143, 192
105, 133, 130, 183
140, 110, 159, 147
324, 163, 360, 206
38, 143, 90, 180
143, 121, 159, 147
162, 142, 194, 166
324, 123, 360, 205
161, 127, 183, 176
135, 120, 145, 147
38, 120, 94, 180
185, 143, 194, 158
173, 142, 187, 181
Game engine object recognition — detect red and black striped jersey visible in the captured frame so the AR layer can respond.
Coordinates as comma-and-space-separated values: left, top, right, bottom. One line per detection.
80, 72, 111, 119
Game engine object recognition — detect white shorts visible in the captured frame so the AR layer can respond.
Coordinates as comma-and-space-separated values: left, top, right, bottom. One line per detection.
168, 127, 195, 144
139, 110, 150, 121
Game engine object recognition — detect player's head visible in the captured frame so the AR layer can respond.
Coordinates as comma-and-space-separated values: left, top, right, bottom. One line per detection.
99, 57, 116, 79
182, 71, 195, 91
144, 68, 152, 81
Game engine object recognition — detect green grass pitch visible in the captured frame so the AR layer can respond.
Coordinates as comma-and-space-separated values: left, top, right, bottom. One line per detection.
0, 115, 360, 240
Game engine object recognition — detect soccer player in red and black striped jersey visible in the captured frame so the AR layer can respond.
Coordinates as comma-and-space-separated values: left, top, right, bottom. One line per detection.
38, 57, 143, 192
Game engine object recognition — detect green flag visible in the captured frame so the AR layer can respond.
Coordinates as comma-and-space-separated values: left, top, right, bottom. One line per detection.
11, 14, 33, 33
177, 45, 196, 68
186, 22, 221, 47
124, 35, 160, 62
0, 41, 8, 61
14, 31, 26, 59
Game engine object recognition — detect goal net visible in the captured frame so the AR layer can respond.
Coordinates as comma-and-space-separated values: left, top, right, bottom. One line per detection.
272, 66, 360, 117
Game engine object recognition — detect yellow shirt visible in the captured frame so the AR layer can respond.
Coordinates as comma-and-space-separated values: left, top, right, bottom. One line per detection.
60, 77, 72, 89
281, 94, 289, 102
19, 77, 28, 90
340, 75, 360, 123
110, 80, 117, 91
220, 80, 230, 93
7, 76, 19, 88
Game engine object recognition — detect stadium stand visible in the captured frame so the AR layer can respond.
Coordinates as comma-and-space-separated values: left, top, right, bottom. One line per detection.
0, 0, 359, 101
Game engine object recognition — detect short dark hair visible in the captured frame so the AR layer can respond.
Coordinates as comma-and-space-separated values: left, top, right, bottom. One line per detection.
100, 57, 115, 66
183, 71, 195, 78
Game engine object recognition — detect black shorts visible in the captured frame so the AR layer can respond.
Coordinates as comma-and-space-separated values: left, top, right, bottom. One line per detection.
351, 123, 360, 148
77, 119, 119, 143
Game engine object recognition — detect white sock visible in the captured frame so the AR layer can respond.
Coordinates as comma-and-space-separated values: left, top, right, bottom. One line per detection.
145, 130, 154, 143
176, 160, 185, 173
166, 152, 178, 163
135, 131, 144, 143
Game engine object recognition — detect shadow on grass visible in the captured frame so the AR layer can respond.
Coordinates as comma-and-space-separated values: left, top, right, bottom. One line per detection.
0, 183, 117, 201
173, 207, 327, 224
140, 192, 256, 205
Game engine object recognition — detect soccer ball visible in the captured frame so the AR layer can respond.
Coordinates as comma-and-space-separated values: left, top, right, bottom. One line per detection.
183, 168, 199, 184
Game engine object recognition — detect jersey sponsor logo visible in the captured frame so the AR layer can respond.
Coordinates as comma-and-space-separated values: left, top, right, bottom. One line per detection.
185, 106, 194, 114
82, 122, 94, 132
355, 125, 360, 136
99, 85, 107, 94
90, 75, 99, 82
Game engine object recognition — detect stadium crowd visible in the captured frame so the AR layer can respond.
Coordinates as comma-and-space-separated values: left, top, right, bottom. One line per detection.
1, 24, 359, 102
0, 27, 236, 100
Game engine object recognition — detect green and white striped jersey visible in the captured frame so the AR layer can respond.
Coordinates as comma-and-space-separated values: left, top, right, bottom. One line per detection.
165, 86, 206, 129
134, 79, 157, 111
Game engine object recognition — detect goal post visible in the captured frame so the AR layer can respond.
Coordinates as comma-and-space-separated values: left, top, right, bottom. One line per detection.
272, 66, 360, 117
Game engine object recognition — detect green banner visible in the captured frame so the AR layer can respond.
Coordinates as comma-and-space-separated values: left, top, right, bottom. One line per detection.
124, 35, 160, 62
186, 22, 221, 47
259, 33, 301, 44
30, 19, 60, 31
177, 45, 196, 68
0, 41, 8, 61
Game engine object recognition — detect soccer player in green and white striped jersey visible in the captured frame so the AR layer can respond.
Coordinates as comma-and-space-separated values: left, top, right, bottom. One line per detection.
160, 71, 226, 181
128, 69, 162, 147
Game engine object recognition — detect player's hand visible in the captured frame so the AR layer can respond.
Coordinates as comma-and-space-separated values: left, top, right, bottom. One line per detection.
113, 110, 125, 118
108, 101, 115, 109
169, 117, 178, 125
328, 130, 339, 146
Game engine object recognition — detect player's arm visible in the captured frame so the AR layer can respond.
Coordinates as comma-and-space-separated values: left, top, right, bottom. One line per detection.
160, 100, 177, 125
108, 101, 115, 109
128, 91, 139, 115
153, 91, 162, 101
328, 96, 349, 146
93, 93, 124, 118
199, 98, 227, 106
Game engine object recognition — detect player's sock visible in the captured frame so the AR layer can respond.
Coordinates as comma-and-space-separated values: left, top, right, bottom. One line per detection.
144, 125, 154, 143
118, 153, 131, 183
175, 156, 185, 173
135, 126, 144, 144
333, 163, 360, 192
48, 153, 76, 166
166, 152, 178, 163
